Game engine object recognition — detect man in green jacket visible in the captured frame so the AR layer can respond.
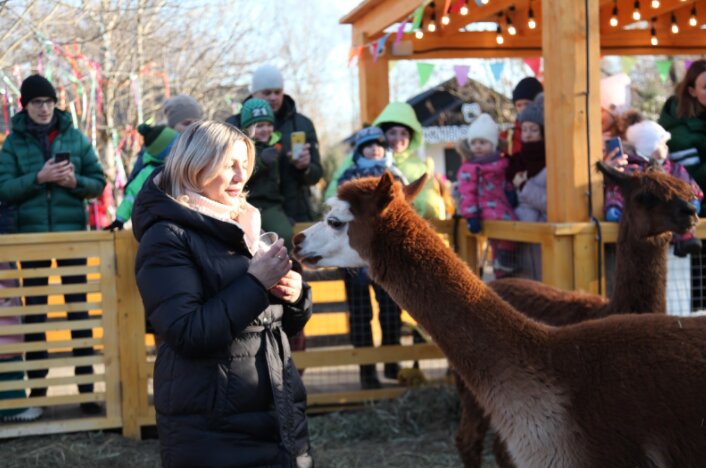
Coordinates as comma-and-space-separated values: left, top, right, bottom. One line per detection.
0, 75, 106, 414
226, 64, 323, 222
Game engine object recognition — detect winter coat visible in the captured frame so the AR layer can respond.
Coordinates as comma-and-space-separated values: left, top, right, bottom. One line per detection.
132, 171, 313, 468
227, 95, 322, 222
245, 137, 285, 211
456, 153, 517, 222
658, 96, 706, 190
0, 110, 106, 232
337, 150, 407, 186
516, 168, 547, 222
115, 138, 177, 223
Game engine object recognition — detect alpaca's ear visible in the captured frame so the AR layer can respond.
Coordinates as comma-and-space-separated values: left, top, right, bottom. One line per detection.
373, 172, 396, 211
403, 173, 428, 202
596, 161, 630, 188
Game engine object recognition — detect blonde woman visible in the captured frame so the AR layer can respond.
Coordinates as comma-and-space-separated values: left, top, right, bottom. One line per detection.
132, 121, 313, 467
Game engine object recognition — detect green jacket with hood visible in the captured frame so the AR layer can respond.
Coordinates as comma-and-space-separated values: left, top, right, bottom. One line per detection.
0, 110, 106, 233
245, 133, 284, 210
116, 149, 165, 222
658, 96, 706, 190
227, 94, 322, 222
325, 102, 444, 219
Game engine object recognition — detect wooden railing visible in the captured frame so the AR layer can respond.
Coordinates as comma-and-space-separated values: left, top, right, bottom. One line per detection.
0, 219, 702, 439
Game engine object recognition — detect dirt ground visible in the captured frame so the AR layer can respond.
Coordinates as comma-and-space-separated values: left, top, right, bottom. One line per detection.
0, 385, 498, 468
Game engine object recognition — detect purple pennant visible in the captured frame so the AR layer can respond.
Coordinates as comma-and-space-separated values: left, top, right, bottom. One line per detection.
395, 20, 409, 45
685, 60, 694, 72
454, 65, 470, 87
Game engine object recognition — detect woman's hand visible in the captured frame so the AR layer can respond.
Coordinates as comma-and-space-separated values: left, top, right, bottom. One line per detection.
248, 239, 291, 290
270, 270, 303, 304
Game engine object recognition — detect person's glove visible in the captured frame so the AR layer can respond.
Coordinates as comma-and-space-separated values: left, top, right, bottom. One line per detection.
605, 207, 622, 222
105, 219, 124, 231
505, 189, 518, 208
467, 217, 482, 234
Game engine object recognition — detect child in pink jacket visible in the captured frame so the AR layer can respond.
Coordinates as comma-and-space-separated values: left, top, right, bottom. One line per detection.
456, 113, 518, 276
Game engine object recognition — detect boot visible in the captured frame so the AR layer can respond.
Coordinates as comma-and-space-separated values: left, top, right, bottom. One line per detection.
383, 362, 400, 380
359, 364, 381, 389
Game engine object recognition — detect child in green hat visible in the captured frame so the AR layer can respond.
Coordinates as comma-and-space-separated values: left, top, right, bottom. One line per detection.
239, 98, 293, 250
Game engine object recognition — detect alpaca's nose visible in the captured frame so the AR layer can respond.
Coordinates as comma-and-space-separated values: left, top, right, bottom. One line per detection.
292, 233, 305, 254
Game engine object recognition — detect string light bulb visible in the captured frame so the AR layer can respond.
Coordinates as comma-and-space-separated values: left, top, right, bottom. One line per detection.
496, 25, 504, 44
441, 14, 450, 25
633, 1, 641, 20
651, 18, 658, 45
481, 0, 489, 4
689, 5, 698, 26
671, 13, 679, 33
460, 0, 469, 15
427, 4, 437, 33
506, 14, 517, 35
651, 0, 660, 8
415, 17, 424, 39
528, 1, 537, 29
610, 1, 619, 27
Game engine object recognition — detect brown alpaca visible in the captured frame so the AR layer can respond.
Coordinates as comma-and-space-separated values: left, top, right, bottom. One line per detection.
293, 173, 706, 468
454, 163, 699, 467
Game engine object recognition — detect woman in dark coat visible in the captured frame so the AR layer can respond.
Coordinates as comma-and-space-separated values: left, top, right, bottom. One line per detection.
132, 121, 313, 467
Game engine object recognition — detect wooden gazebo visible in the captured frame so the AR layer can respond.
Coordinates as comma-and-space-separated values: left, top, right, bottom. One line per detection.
342, 0, 706, 292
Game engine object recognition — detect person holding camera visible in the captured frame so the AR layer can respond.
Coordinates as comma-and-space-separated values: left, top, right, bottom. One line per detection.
0, 74, 106, 413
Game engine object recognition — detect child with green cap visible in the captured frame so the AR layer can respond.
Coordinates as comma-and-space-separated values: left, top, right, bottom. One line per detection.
107, 124, 179, 230
238, 98, 293, 250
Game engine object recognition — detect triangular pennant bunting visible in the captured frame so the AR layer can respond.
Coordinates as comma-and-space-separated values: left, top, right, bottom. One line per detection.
395, 20, 408, 45
417, 62, 435, 87
524, 58, 541, 77
412, 5, 425, 30
454, 65, 470, 88
490, 62, 505, 82
656, 59, 672, 84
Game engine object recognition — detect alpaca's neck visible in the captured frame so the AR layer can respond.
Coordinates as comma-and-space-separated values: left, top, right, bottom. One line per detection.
367, 201, 549, 393
610, 229, 670, 314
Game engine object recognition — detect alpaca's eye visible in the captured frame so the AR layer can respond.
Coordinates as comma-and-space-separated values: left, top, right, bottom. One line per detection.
327, 217, 345, 229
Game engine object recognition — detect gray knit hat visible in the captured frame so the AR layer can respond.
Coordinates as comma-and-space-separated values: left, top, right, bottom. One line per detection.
163, 95, 203, 129
518, 92, 544, 127
251, 64, 284, 94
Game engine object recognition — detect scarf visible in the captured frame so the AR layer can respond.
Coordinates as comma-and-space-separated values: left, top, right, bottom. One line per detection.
25, 114, 59, 161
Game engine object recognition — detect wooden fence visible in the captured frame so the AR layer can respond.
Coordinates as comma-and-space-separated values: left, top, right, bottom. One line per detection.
0, 219, 703, 439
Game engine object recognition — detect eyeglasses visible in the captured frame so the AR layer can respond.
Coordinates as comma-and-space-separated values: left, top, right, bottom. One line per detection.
28, 98, 55, 108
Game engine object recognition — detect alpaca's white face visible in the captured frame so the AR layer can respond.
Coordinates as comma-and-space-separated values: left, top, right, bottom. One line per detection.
293, 198, 367, 268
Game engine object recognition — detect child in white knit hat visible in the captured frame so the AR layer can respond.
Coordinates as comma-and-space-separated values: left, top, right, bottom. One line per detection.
456, 113, 518, 276
620, 120, 703, 257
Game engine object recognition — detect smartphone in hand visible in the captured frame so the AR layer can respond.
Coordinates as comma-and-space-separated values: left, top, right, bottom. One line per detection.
290, 132, 306, 161
605, 137, 623, 160
54, 152, 71, 164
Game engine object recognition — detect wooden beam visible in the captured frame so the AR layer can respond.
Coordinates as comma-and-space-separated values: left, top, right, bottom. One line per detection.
357, 46, 390, 126
438, 0, 521, 37
601, 27, 706, 52
343, 0, 421, 45
543, 0, 603, 224
393, 31, 542, 59
598, 0, 702, 30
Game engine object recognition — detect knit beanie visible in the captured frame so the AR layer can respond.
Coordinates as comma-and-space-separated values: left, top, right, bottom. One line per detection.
163, 95, 203, 129
354, 127, 386, 153
138, 124, 179, 157
512, 77, 543, 103
625, 120, 671, 160
519, 93, 545, 127
466, 113, 499, 150
240, 98, 275, 129
20, 74, 57, 107
251, 64, 284, 94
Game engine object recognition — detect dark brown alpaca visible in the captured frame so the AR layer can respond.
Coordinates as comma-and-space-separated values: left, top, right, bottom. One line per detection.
454, 163, 699, 467
293, 172, 706, 468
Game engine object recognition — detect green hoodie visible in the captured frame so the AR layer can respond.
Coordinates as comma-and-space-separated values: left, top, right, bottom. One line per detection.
116, 150, 164, 222
0, 110, 105, 232
658, 96, 706, 189
325, 102, 444, 219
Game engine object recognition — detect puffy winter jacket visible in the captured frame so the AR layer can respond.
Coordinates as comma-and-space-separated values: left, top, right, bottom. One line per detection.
0, 110, 105, 232
132, 170, 313, 467
658, 96, 706, 190
227, 95, 322, 222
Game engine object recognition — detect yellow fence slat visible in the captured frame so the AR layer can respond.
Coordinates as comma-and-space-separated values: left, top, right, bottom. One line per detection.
291, 343, 445, 368
0, 243, 102, 262
0, 264, 101, 280
0, 302, 102, 317
0, 318, 103, 336
0, 392, 104, 410
0, 338, 102, 354
0, 417, 122, 439
0, 355, 103, 373
0, 282, 101, 298
0, 373, 103, 392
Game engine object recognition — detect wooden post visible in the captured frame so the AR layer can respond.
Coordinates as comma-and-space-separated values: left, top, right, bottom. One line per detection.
542, 0, 602, 224
114, 230, 145, 439
356, 29, 389, 126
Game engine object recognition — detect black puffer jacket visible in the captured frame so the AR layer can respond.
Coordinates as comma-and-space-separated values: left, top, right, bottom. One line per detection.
132, 170, 313, 468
